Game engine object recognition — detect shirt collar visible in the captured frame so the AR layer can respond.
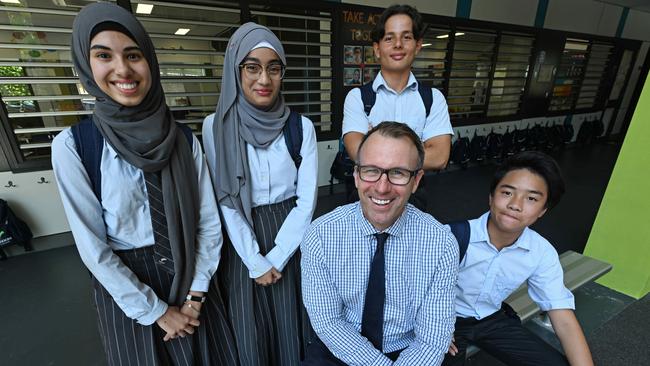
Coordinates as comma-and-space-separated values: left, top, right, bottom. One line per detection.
105, 140, 120, 160
354, 201, 410, 238
373, 71, 418, 94
475, 211, 531, 251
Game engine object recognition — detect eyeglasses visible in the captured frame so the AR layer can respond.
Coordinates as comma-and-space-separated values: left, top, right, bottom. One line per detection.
356, 165, 419, 186
381, 33, 416, 45
239, 62, 285, 80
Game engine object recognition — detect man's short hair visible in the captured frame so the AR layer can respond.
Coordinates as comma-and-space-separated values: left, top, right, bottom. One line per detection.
490, 151, 565, 209
357, 121, 424, 170
371, 4, 425, 43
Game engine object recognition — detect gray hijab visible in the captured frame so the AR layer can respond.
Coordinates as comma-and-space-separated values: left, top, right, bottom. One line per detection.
71, 2, 198, 306
212, 22, 289, 227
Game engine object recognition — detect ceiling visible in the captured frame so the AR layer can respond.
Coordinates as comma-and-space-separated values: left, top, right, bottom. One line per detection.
594, 0, 650, 13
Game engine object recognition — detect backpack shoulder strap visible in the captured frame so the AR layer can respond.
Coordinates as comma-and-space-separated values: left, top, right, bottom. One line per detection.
360, 83, 376, 116
176, 123, 194, 149
417, 82, 434, 118
448, 220, 470, 264
71, 118, 103, 201
283, 111, 303, 169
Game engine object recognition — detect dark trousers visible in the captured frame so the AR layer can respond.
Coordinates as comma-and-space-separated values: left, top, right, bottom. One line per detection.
301, 337, 402, 366
442, 304, 569, 366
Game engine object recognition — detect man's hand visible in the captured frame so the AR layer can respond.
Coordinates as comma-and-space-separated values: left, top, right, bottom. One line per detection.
156, 306, 200, 341
447, 335, 458, 355
255, 267, 282, 286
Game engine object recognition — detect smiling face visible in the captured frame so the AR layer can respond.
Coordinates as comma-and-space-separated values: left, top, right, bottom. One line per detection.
240, 47, 282, 110
373, 14, 422, 76
89, 30, 151, 107
355, 132, 423, 231
488, 168, 548, 238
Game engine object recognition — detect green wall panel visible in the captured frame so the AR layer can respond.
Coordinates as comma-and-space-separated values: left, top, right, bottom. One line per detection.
584, 73, 650, 299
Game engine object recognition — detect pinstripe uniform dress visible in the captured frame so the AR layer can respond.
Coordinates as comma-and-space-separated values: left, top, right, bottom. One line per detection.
52, 128, 239, 366
206, 114, 319, 366
92, 246, 238, 366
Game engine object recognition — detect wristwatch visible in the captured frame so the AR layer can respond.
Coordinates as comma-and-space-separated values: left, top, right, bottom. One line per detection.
185, 294, 206, 303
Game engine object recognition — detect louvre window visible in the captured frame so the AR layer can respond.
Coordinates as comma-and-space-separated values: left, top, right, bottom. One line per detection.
549, 38, 589, 112
488, 33, 533, 117
0, 0, 334, 169
413, 26, 450, 92
447, 29, 496, 121
575, 42, 613, 109
250, 6, 333, 134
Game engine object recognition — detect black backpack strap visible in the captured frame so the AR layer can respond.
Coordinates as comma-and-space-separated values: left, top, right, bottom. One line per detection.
71, 120, 194, 202
176, 123, 194, 149
360, 83, 376, 116
71, 118, 103, 201
448, 220, 470, 264
283, 111, 303, 169
417, 83, 433, 118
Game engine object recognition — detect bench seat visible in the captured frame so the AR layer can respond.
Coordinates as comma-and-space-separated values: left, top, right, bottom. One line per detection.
465, 250, 612, 358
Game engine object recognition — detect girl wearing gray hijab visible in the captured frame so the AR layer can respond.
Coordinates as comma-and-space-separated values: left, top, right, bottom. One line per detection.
52, 3, 237, 365
202, 23, 318, 366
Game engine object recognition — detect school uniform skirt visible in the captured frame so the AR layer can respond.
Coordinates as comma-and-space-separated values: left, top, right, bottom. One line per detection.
91, 245, 239, 366
218, 197, 311, 366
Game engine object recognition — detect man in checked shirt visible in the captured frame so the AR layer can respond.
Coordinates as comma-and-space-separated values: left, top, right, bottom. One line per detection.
301, 121, 458, 365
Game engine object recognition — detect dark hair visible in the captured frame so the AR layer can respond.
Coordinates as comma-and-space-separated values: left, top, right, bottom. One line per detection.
357, 121, 424, 170
490, 151, 565, 209
371, 4, 424, 43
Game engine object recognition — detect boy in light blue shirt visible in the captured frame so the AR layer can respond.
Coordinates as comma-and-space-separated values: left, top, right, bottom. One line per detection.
443, 151, 593, 366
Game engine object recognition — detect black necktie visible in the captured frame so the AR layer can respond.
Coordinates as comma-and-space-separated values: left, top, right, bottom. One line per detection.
144, 171, 174, 274
361, 232, 389, 351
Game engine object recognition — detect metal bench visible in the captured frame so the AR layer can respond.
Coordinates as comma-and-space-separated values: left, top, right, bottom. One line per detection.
466, 250, 612, 358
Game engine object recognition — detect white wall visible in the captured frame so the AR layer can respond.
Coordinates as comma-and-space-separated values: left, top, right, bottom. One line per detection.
470, 0, 538, 27
0, 170, 69, 238
622, 9, 650, 42
317, 139, 339, 186
545, 0, 611, 35
342, 0, 457, 17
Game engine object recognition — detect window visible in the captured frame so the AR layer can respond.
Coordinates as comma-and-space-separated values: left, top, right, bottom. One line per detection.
0, 1, 335, 170
133, 1, 240, 136
488, 33, 534, 117
447, 29, 496, 121
413, 26, 450, 92
576, 42, 614, 110
0, 2, 86, 164
549, 38, 589, 112
250, 5, 333, 135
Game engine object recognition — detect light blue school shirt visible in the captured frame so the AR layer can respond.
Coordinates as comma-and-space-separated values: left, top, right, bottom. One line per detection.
342, 71, 453, 141
202, 114, 318, 279
454, 212, 575, 320
51, 128, 222, 326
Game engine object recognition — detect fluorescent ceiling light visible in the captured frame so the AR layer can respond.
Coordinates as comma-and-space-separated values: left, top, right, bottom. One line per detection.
422, 43, 432, 47
136, 3, 154, 14
437, 32, 465, 39
1, 0, 22, 4
175, 28, 190, 35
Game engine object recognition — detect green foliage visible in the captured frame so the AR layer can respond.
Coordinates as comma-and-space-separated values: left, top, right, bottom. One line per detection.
0, 66, 30, 97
